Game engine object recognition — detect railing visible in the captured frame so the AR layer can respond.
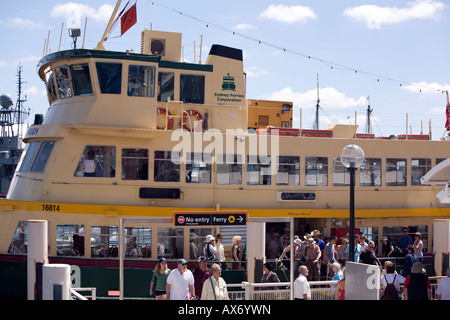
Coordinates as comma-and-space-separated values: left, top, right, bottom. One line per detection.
227, 276, 447, 300
71, 287, 97, 300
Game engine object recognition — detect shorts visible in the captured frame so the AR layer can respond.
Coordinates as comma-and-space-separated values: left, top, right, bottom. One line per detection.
155, 289, 166, 296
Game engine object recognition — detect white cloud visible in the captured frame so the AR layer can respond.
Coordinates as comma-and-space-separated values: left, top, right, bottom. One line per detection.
259, 4, 317, 24
233, 23, 255, 31
1, 18, 44, 29
245, 66, 269, 78
343, 0, 445, 30
261, 86, 367, 109
402, 81, 450, 94
51, 2, 114, 28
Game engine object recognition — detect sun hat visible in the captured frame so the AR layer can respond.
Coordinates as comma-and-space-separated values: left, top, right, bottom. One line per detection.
205, 235, 215, 243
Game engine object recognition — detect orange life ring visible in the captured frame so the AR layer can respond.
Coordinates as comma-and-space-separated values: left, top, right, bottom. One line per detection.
183, 109, 204, 132
157, 108, 174, 130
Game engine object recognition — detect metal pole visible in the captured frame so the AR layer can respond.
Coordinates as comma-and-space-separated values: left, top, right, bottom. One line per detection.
349, 167, 356, 262
119, 218, 124, 300
27, 220, 48, 300
290, 217, 294, 300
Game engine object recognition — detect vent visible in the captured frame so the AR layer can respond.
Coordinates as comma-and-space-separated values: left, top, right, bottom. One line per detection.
151, 39, 165, 56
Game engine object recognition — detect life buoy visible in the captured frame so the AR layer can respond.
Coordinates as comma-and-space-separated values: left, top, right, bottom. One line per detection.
183, 109, 204, 132
157, 108, 174, 130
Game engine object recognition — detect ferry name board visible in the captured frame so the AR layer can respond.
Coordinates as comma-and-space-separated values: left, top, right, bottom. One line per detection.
173, 211, 247, 226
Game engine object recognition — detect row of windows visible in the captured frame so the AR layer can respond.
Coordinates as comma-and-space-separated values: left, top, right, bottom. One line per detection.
71, 145, 446, 187
45, 62, 204, 104
8, 221, 215, 260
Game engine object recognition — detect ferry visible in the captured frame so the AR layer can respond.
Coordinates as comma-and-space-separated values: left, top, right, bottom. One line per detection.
1, 1, 450, 299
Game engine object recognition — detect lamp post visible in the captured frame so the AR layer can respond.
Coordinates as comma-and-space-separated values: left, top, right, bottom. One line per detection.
340, 144, 365, 263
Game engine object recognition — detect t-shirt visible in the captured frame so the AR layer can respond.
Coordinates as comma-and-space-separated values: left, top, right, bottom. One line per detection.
324, 243, 336, 263
436, 277, 450, 300
381, 273, 405, 299
152, 269, 171, 291
166, 268, 194, 300
193, 268, 211, 299
344, 244, 361, 262
294, 274, 310, 300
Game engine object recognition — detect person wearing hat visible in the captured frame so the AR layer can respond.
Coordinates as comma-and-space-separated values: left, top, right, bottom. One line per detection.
401, 246, 418, 278
381, 236, 395, 257
203, 235, 217, 261
150, 257, 171, 300
193, 256, 211, 300
278, 237, 303, 269
261, 262, 281, 292
302, 236, 321, 281
404, 262, 431, 300
166, 258, 195, 300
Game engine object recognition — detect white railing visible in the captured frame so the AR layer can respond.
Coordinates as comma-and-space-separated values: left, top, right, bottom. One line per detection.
71, 287, 97, 300
227, 276, 447, 300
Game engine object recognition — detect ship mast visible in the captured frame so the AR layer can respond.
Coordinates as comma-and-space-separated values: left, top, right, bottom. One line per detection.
366, 96, 373, 134
15, 64, 26, 139
313, 74, 320, 130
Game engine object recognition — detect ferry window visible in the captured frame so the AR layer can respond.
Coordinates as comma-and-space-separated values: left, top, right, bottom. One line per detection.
157, 227, 184, 259
190, 228, 216, 260
386, 158, 407, 186
70, 64, 93, 96
276, 156, 300, 186
158, 72, 174, 102
411, 158, 432, 186
30, 141, 55, 172
91, 226, 118, 258
216, 154, 242, 185
247, 155, 271, 185
128, 65, 155, 97
125, 227, 152, 258
18, 141, 40, 172
44, 68, 57, 104
333, 157, 350, 186
154, 150, 180, 182
180, 74, 205, 104
360, 158, 382, 187
55, 65, 72, 99
383, 225, 428, 252
96, 62, 122, 94
56, 224, 85, 256
122, 148, 148, 180
186, 152, 211, 183
8, 221, 28, 254
436, 158, 449, 165
305, 156, 328, 186
74, 146, 116, 178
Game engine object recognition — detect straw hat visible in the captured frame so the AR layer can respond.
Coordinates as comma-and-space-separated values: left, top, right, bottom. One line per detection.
411, 262, 424, 274
311, 230, 321, 237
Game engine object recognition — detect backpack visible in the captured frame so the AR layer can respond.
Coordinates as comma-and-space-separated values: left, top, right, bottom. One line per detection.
383, 274, 398, 300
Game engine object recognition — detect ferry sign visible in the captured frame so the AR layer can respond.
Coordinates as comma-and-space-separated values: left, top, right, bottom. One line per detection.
173, 211, 247, 226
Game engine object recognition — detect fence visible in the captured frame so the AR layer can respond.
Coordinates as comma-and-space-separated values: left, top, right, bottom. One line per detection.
227, 276, 446, 300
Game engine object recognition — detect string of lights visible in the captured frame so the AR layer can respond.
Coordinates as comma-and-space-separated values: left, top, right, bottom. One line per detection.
149, 1, 448, 95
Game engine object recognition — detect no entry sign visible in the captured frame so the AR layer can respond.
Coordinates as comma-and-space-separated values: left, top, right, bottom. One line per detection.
173, 211, 247, 226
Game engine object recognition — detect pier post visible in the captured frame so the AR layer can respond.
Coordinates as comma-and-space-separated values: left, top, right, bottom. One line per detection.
43, 264, 71, 300
27, 220, 48, 300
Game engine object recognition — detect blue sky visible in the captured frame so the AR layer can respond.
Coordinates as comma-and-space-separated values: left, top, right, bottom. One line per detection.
1, 0, 450, 139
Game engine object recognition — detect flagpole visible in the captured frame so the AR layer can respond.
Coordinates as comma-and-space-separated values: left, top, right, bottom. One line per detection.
94, 0, 123, 50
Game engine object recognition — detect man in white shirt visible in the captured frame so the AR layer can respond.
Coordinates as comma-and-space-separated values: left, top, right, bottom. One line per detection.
166, 258, 195, 300
201, 263, 229, 300
294, 265, 311, 300
436, 267, 450, 300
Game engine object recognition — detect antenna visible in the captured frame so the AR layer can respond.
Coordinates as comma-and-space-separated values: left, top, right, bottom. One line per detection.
366, 96, 373, 134
313, 74, 320, 130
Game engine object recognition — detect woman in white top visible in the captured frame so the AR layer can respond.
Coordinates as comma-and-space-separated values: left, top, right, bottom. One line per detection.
215, 234, 226, 266
413, 232, 424, 263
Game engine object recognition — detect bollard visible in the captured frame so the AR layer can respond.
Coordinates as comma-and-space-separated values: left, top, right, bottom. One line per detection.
27, 220, 48, 300
43, 264, 71, 300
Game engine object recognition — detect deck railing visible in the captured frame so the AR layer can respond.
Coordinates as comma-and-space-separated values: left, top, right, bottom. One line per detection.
226, 276, 446, 300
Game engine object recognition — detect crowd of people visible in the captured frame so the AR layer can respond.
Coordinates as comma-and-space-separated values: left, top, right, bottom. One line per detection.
150, 233, 241, 300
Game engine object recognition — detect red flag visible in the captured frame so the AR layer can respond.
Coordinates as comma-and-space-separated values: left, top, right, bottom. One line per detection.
121, 3, 137, 36
446, 103, 450, 130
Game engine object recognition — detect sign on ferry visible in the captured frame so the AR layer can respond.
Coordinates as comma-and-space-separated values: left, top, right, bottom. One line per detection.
173, 211, 247, 226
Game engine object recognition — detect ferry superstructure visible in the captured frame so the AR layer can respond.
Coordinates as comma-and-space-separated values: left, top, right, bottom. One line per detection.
0, 12, 449, 299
